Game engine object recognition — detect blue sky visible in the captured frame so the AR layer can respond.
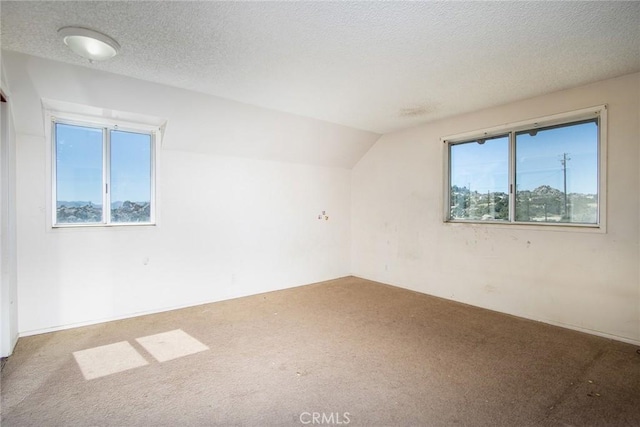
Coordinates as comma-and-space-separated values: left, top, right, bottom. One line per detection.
56, 124, 151, 204
110, 130, 152, 204
450, 121, 598, 195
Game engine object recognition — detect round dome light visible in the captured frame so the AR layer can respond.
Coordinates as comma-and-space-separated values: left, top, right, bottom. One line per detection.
58, 27, 120, 62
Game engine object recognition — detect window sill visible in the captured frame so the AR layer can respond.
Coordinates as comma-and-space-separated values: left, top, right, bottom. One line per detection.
51, 222, 157, 230
444, 220, 604, 234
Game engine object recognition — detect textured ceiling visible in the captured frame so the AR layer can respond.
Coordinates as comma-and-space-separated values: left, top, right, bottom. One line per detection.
1, 1, 639, 134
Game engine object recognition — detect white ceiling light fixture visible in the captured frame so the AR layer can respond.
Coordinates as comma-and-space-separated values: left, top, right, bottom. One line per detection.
58, 26, 120, 62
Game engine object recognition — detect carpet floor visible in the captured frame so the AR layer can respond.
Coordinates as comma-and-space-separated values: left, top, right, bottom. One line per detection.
1, 276, 639, 426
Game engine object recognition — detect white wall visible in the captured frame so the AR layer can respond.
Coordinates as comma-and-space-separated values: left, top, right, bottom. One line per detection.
0, 65, 19, 356
352, 73, 640, 344
4, 52, 370, 335
5, 49, 639, 345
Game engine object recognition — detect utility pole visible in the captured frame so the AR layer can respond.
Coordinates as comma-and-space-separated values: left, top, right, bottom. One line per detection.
487, 189, 490, 215
560, 153, 571, 219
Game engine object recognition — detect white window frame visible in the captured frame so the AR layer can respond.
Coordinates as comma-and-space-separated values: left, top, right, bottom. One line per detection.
44, 101, 164, 229
442, 105, 607, 231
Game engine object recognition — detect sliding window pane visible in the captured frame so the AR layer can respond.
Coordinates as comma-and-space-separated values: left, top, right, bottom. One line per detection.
515, 120, 598, 224
449, 135, 509, 221
110, 130, 152, 223
55, 123, 103, 224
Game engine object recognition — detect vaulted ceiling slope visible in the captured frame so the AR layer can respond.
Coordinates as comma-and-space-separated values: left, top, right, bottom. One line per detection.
2, 1, 639, 134
1, 51, 380, 168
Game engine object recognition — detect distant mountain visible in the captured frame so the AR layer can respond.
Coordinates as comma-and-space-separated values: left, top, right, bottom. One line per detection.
56, 201, 101, 208
111, 201, 150, 222
530, 185, 564, 198
56, 203, 102, 223
56, 201, 145, 208
56, 200, 150, 223
450, 184, 597, 223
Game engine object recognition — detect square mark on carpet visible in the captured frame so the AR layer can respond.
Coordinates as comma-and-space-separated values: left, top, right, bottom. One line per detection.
136, 329, 209, 362
73, 341, 149, 380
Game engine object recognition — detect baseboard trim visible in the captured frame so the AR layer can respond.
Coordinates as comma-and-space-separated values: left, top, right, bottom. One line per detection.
18, 276, 352, 338
352, 275, 640, 347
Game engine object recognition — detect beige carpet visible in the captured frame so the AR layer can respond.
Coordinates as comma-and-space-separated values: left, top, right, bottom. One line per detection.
1, 276, 639, 426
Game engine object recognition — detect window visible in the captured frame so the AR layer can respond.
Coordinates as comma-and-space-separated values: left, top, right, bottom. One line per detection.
444, 106, 605, 227
53, 120, 155, 226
